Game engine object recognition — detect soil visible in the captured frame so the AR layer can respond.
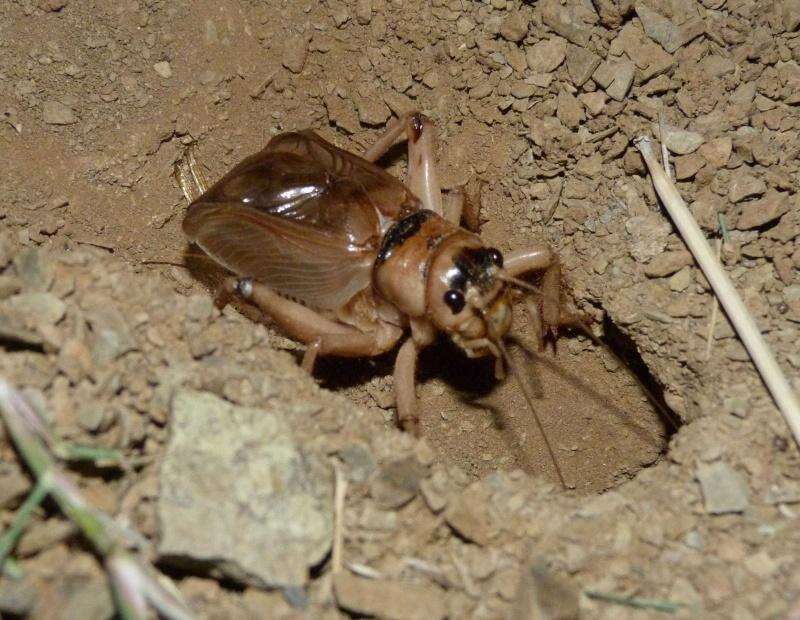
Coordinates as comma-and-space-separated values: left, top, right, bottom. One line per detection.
1, 0, 799, 618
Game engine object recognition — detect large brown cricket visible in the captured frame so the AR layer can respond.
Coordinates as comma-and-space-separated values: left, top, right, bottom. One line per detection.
178, 112, 582, 484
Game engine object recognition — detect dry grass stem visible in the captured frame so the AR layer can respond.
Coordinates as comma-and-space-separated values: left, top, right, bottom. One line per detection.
636, 136, 800, 445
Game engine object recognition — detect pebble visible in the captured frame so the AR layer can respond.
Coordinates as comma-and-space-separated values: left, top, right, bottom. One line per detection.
578, 91, 606, 116
636, 5, 690, 53
644, 250, 693, 277
0, 577, 36, 616
556, 89, 583, 129
661, 125, 705, 155
499, 11, 528, 42
736, 191, 790, 230
593, 60, 635, 101
0, 463, 30, 508
541, 0, 590, 46
152, 61, 172, 78
355, 0, 372, 25
42, 100, 77, 125
357, 97, 391, 126
669, 267, 692, 292
696, 461, 749, 514
334, 572, 446, 620
445, 483, 492, 546
565, 44, 601, 87
674, 153, 705, 180
7, 292, 66, 325
729, 174, 767, 203
369, 456, 425, 509
185, 294, 214, 322
282, 34, 308, 74
525, 37, 566, 73
13, 248, 54, 291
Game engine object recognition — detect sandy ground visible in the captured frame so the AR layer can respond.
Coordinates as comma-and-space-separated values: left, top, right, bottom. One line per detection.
1, 0, 799, 618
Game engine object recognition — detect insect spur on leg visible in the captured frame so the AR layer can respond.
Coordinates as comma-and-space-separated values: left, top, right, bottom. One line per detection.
178, 112, 578, 486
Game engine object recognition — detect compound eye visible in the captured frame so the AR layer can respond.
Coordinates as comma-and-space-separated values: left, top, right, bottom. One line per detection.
443, 289, 466, 314
487, 247, 503, 268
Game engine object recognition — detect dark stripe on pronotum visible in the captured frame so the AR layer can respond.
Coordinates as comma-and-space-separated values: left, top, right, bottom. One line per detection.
376, 209, 434, 264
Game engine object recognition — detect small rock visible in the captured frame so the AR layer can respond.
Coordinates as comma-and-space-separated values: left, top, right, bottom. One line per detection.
578, 91, 606, 116
185, 294, 214, 322
7, 292, 66, 325
0, 462, 30, 509
644, 250, 694, 277
355, 0, 372, 25
334, 572, 445, 620
541, 0, 591, 47
636, 5, 690, 53
356, 97, 391, 126
158, 390, 333, 588
499, 11, 529, 42
84, 302, 137, 366
669, 267, 692, 292
744, 551, 778, 579
77, 403, 112, 433
674, 153, 704, 180
593, 60, 635, 101
153, 61, 172, 78
17, 518, 76, 556
661, 125, 705, 155
0, 576, 36, 615
565, 44, 601, 87
42, 100, 77, 125
525, 37, 567, 73
736, 191, 790, 230
338, 443, 376, 483
728, 175, 766, 203
369, 456, 425, 509
513, 562, 580, 620
421, 69, 439, 89
697, 461, 749, 514
282, 34, 309, 74
58, 575, 115, 620
445, 482, 492, 545
13, 247, 54, 291
556, 89, 583, 129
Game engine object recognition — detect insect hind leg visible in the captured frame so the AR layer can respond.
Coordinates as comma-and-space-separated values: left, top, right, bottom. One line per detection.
174, 146, 209, 204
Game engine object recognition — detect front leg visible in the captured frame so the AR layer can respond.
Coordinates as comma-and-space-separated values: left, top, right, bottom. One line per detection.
222, 277, 403, 372
503, 244, 584, 345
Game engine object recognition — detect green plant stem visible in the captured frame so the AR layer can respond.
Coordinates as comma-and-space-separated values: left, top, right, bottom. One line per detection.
0, 479, 49, 568
586, 590, 682, 613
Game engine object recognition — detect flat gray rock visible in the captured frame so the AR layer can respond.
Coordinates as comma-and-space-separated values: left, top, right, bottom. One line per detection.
697, 461, 749, 515
158, 390, 333, 588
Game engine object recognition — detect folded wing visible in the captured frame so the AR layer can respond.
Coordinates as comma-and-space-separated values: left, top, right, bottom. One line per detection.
183, 202, 376, 310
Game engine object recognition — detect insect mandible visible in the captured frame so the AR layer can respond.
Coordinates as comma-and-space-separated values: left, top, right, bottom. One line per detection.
177, 112, 584, 483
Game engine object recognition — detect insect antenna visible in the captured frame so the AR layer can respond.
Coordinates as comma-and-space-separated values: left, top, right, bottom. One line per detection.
505, 276, 682, 432
497, 272, 542, 295
493, 337, 568, 490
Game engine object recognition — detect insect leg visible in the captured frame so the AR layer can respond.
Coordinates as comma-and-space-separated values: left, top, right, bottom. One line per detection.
362, 111, 415, 162
393, 338, 420, 435
502, 244, 565, 346
227, 278, 403, 371
362, 111, 445, 218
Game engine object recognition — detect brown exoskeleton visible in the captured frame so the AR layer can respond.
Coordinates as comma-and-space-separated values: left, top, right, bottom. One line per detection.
178, 112, 581, 485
